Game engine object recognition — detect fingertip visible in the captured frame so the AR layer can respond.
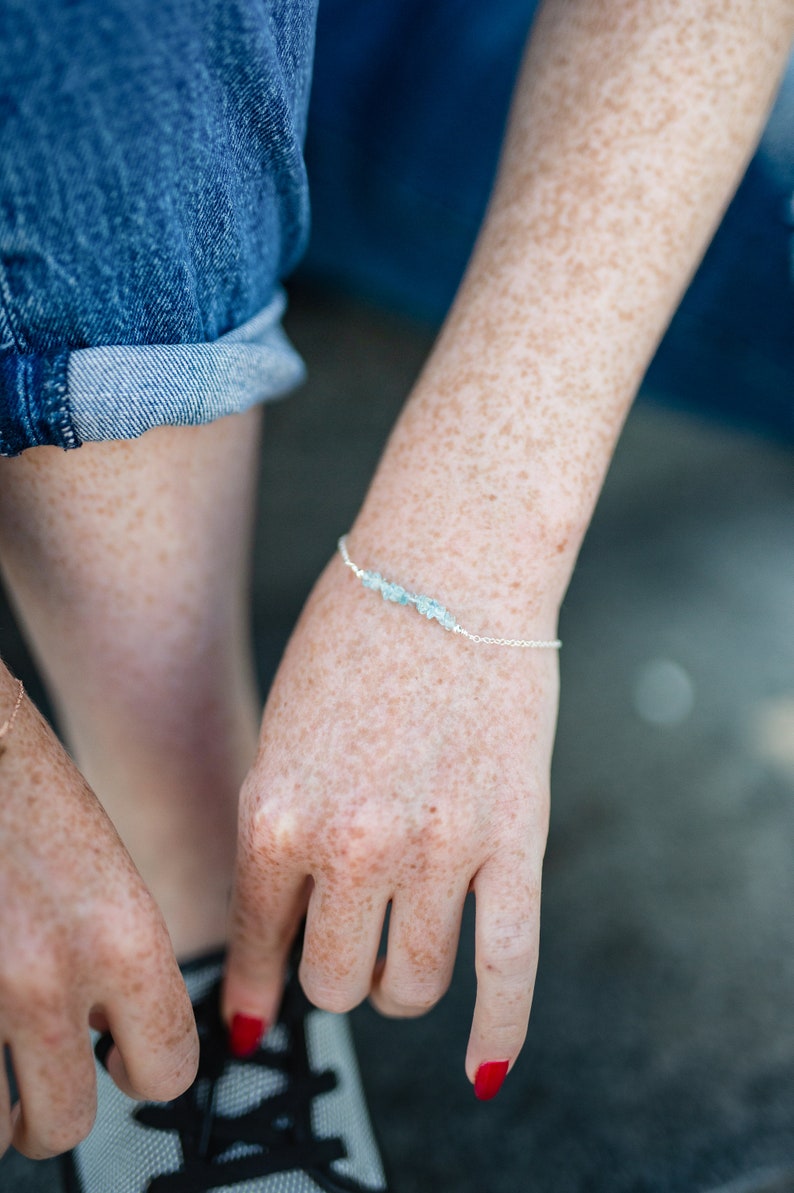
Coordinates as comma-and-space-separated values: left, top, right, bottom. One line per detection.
104, 1036, 198, 1104
221, 961, 281, 1043
10, 1112, 56, 1160
10, 1096, 97, 1159
231, 1014, 269, 1058
473, 1059, 510, 1101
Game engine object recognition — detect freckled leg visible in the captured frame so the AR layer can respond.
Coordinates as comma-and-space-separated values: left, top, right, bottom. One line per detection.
0, 410, 263, 957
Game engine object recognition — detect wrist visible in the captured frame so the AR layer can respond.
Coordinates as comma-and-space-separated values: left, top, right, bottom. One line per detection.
343, 506, 570, 646
337, 533, 562, 649
351, 425, 602, 625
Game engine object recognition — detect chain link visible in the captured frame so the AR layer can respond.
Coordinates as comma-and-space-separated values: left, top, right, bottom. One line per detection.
338, 536, 561, 650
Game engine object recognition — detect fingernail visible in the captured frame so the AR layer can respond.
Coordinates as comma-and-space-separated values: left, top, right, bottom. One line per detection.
474, 1059, 509, 1101
229, 1014, 266, 1058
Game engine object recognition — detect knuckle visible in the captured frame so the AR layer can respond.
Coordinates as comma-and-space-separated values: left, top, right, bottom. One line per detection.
416, 815, 458, 853
479, 929, 536, 981
91, 927, 141, 976
249, 801, 302, 861
0, 954, 62, 1016
328, 831, 388, 876
136, 1046, 198, 1102
94, 905, 168, 971
152, 1013, 200, 1096
377, 964, 451, 1017
385, 982, 445, 1016
299, 973, 363, 1015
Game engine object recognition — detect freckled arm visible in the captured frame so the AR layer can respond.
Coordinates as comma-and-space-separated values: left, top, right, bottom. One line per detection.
225, 0, 794, 1083
348, 0, 794, 624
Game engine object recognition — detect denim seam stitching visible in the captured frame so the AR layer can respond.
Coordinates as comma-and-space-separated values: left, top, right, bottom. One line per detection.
20, 355, 36, 446
46, 352, 81, 450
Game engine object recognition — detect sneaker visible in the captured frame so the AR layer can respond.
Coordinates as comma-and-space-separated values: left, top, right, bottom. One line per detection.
63, 952, 392, 1192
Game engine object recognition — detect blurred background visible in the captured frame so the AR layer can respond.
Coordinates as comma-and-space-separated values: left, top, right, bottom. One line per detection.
1, 3, 793, 1190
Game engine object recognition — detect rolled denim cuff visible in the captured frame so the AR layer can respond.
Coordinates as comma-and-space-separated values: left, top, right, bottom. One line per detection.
0, 291, 304, 457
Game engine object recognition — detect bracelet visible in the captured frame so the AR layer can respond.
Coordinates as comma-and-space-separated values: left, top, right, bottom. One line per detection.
0, 678, 24, 755
338, 536, 561, 649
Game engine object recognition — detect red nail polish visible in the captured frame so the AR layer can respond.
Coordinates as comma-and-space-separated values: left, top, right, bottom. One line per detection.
474, 1060, 509, 1101
229, 1014, 266, 1058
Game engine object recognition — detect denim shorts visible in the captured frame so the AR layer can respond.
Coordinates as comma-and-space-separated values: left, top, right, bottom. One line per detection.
0, 0, 317, 456
2, 0, 792, 456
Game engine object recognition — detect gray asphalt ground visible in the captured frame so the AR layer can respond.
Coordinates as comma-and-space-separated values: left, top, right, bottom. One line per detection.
1, 285, 793, 1192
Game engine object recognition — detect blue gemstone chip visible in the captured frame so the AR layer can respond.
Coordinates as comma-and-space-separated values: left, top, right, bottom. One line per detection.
356, 561, 456, 631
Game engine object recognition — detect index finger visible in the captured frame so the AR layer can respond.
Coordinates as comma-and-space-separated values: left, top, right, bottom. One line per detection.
99, 938, 198, 1103
222, 814, 311, 1040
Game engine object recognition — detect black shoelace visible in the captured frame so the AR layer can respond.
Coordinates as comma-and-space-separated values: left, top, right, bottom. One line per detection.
96, 974, 348, 1193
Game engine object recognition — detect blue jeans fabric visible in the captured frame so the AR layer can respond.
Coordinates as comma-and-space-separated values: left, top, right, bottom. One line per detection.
2, 0, 791, 456
0, 0, 316, 455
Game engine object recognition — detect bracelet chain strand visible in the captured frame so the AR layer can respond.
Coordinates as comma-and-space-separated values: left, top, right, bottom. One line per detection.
338, 536, 561, 649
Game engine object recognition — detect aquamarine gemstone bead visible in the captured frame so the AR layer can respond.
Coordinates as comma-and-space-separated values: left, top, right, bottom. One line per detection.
381, 581, 409, 604
357, 568, 456, 630
424, 601, 455, 630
